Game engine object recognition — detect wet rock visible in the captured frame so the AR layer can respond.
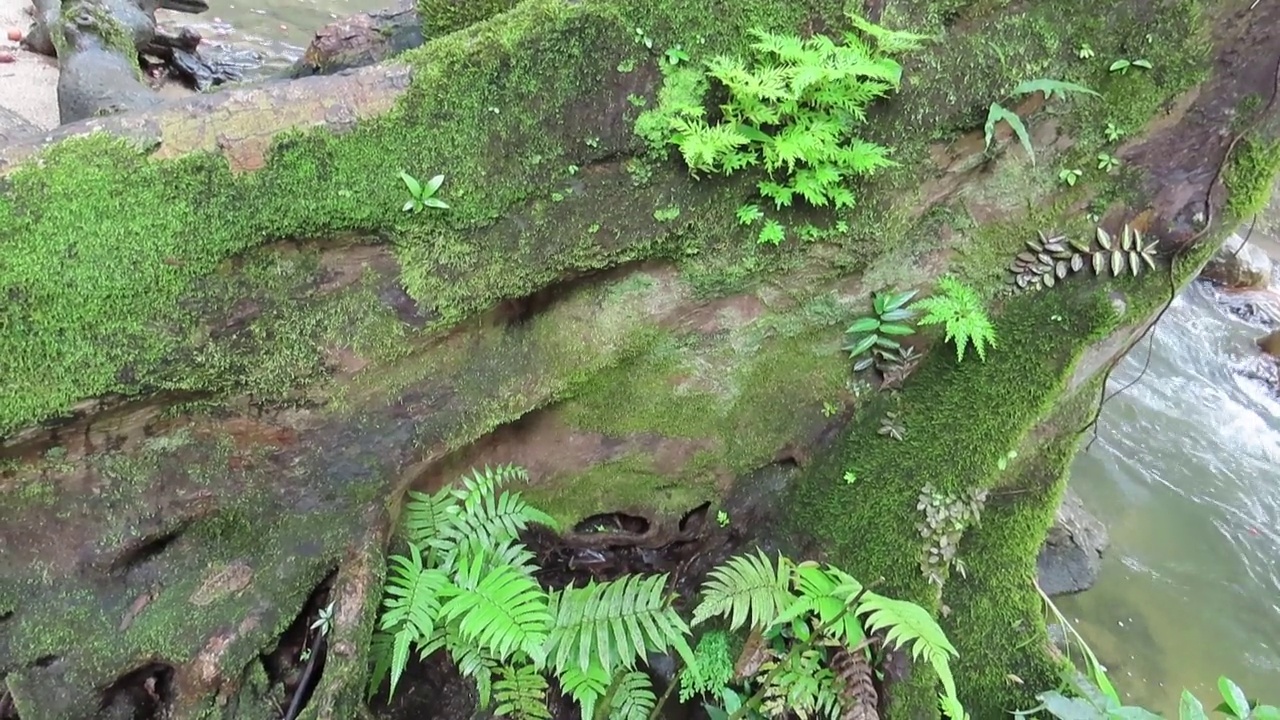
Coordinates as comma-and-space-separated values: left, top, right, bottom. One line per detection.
1037, 488, 1109, 597
57, 5, 163, 124
1258, 329, 1280, 359
1200, 234, 1273, 290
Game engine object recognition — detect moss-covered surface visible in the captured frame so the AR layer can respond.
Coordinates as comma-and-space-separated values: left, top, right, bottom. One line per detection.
1224, 136, 1280, 221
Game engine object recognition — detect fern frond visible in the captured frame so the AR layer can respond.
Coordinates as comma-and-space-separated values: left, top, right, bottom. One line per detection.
494, 663, 552, 720
401, 487, 454, 549
546, 573, 694, 676
856, 592, 958, 666
748, 28, 817, 66
758, 647, 841, 720
377, 543, 449, 697
438, 487, 558, 557
451, 464, 528, 512
692, 550, 796, 630
910, 277, 996, 362
367, 630, 394, 700
770, 563, 866, 648
679, 630, 735, 702
417, 625, 503, 708
845, 12, 932, 55
558, 661, 611, 720
442, 549, 552, 663
607, 671, 658, 720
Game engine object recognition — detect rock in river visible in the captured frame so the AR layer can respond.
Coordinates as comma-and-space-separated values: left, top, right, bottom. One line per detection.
1200, 233, 1274, 290
1037, 487, 1110, 597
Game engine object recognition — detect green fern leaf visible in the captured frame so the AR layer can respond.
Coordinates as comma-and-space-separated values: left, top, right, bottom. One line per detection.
546, 573, 694, 676
607, 671, 658, 720
559, 661, 611, 720
692, 550, 796, 630
846, 12, 932, 55
748, 28, 817, 66
401, 487, 454, 549
679, 630, 736, 703
441, 550, 552, 663
984, 103, 1035, 165
856, 592, 958, 665
910, 277, 996, 362
417, 626, 501, 708
377, 543, 449, 698
771, 563, 866, 648
494, 663, 552, 720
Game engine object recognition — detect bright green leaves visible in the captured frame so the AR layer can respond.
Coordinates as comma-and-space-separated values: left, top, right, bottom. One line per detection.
911, 277, 996, 363
442, 550, 552, 663
692, 550, 795, 630
843, 288, 919, 371
378, 544, 449, 697
639, 10, 926, 229
984, 78, 1099, 165
400, 171, 450, 213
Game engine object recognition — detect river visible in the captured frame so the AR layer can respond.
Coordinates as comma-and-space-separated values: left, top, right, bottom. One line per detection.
1056, 237, 1280, 713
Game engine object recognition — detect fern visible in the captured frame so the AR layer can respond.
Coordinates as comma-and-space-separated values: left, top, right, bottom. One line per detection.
441, 548, 552, 663
910, 277, 996, 362
758, 646, 842, 720
607, 671, 658, 720
377, 543, 449, 697
680, 630, 736, 702
857, 591, 962, 715
640, 13, 926, 219
559, 662, 611, 720
546, 573, 695, 676
985, 78, 1098, 164
494, 663, 552, 720
692, 550, 796, 630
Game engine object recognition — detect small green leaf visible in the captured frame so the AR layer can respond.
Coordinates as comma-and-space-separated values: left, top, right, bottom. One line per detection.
423, 174, 446, 196
1253, 705, 1280, 720
1108, 59, 1129, 72
878, 322, 915, 336
880, 308, 915, 322
846, 317, 881, 334
1218, 677, 1249, 717
1179, 690, 1209, 720
873, 335, 901, 350
402, 200, 416, 213
884, 289, 920, 311
1133, 59, 1152, 69
984, 103, 1036, 165
399, 171, 422, 197
843, 333, 879, 358
424, 197, 451, 210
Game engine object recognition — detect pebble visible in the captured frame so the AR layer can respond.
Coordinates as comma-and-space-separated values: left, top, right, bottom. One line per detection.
7, 27, 22, 42
0, 51, 14, 64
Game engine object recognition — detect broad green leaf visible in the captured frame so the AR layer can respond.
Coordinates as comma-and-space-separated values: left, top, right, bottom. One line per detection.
1179, 690, 1209, 720
737, 123, 773, 143
881, 307, 916, 322
984, 103, 1036, 165
424, 197, 451, 210
884, 288, 920, 311
399, 171, 422, 197
879, 322, 915, 336
1253, 705, 1280, 720
423, 173, 446, 196
1034, 691, 1101, 720
846, 317, 881, 334
1218, 677, 1249, 717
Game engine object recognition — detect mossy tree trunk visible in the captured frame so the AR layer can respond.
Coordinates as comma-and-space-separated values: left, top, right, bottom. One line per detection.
2, 0, 1279, 719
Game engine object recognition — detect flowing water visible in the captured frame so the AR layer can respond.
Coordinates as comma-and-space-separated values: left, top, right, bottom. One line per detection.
156, 0, 392, 74
1056, 242, 1280, 713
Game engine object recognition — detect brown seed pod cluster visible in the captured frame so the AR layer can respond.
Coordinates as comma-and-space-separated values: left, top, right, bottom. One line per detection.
1007, 224, 1159, 292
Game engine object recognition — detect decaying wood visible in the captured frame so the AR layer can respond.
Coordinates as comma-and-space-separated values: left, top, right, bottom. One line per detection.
0, 62, 412, 173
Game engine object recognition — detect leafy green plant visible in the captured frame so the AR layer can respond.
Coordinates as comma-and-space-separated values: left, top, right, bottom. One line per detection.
370, 465, 696, 720
736, 203, 764, 225
916, 483, 988, 587
640, 12, 929, 213
1108, 57, 1152, 74
400, 172, 450, 213
843, 470, 858, 485
911, 277, 995, 363
996, 449, 1018, 471
1007, 224, 1158, 291
878, 411, 906, 441
1104, 122, 1124, 142
757, 219, 786, 246
687, 552, 968, 720
1077, 43, 1095, 60
984, 79, 1100, 166
821, 400, 839, 418
681, 630, 736, 703
717, 510, 731, 527
1058, 168, 1083, 187
843, 288, 919, 372
664, 45, 690, 66
1096, 152, 1120, 172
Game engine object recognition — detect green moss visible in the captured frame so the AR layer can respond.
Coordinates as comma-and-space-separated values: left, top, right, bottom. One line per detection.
524, 452, 719, 527
1224, 137, 1280, 221
418, 0, 523, 40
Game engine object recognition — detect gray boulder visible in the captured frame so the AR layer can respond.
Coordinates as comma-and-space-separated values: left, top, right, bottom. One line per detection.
1037, 487, 1109, 597
1201, 233, 1273, 290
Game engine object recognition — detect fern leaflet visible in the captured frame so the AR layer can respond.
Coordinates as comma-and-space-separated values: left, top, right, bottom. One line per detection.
441, 549, 552, 663
494, 663, 552, 720
559, 661, 611, 720
692, 550, 796, 630
910, 277, 996, 362
607, 671, 658, 720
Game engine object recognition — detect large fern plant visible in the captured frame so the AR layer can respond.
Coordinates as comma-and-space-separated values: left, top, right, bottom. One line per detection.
370, 465, 696, 720
639, 12, 930, 211
684, 551, 969, 720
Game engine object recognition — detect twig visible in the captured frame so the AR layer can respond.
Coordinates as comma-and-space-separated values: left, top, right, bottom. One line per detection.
283, 631, 327, 720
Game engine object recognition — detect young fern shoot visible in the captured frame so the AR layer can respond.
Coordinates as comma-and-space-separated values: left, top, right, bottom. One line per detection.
911, 277, 996, 363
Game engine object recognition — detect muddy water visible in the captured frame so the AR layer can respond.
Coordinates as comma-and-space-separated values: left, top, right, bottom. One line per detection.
1055, 252, 1280, 713
156, 0, 393, 73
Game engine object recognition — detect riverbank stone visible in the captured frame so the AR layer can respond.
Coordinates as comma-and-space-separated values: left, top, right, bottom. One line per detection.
1037, 487, 1109, 597
1201, 234, 1274, 290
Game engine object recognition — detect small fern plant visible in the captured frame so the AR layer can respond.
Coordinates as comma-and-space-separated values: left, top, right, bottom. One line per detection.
686, 551, 968, 720
370, 465, 696, 720
984, 78, 1099, 166
640, 12, 929, 211
910, 277, 996, 363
